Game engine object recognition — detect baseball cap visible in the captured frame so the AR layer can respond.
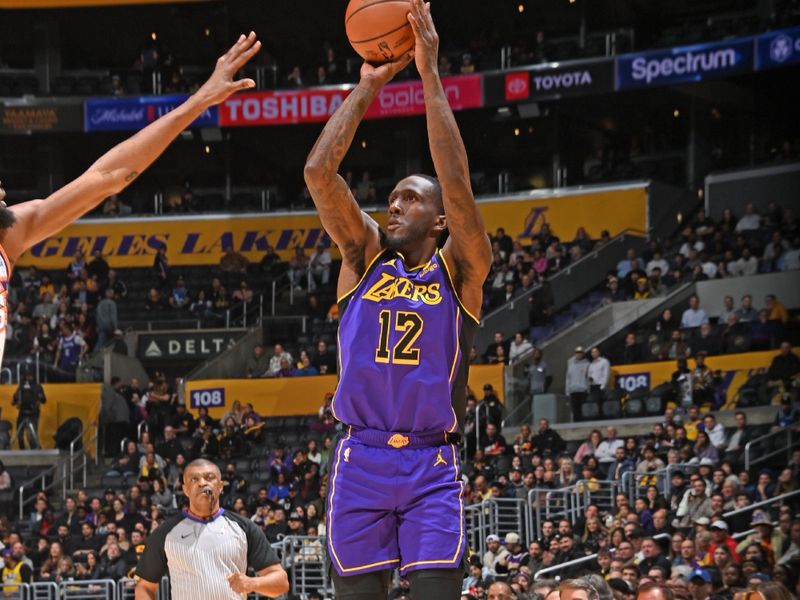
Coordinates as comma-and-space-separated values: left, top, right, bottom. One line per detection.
689, 568, 711, 583
748, 573, 770, 583
699, 458, 714, 466
288, 512, 301, 521
693, 517, 710, 526
607, 579, 631, 594
105, 488, 115, 495
486, 534, 501, 543
575, 346, 585, 353
671, 470, 685, 479
750, 510, 773, 528
288, 482, 298, 492
710, 520, 728, 531
504, 532, 521, 545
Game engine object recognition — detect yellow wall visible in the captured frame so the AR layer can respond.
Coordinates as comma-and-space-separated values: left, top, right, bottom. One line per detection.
612, 349, 789, 408
186, 363, 505, 419
17, 187, 647, 269
0, 383, 101, 455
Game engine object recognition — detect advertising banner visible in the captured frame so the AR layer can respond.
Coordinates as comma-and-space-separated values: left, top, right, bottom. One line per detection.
617, 37, 754, 90
185, 363, 504, 419
138, 330, 246, 362
0, 383, 101, 456
1, 99, 84, 133
611, 348, 790, 408
17, 185, 647, 269
219, 74, 483, 127
484, 59, 615, 104
0, 0, 208, 6
84, 95, 218, 132
756, 27, 800, 70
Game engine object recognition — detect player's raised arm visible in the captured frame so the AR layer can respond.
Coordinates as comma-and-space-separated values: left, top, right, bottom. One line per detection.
1, 33, 262, 263
409, 1, 492, 296
303, 55, 412, 284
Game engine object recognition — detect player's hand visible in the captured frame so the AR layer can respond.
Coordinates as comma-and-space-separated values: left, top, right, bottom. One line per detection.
408, 0, 439, 76
195, 32, 262, 107
226, 572, 252, 594
360, 52, 414, 90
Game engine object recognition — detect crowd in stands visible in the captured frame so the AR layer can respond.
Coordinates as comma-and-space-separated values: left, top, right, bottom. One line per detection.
477, 201, 800, 369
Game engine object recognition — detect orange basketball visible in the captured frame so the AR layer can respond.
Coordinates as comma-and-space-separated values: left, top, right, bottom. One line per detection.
345, 0, 415, 65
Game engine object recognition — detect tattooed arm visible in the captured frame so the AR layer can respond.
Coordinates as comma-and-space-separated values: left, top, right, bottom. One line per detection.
304, 54, 412, 298
409, 0, 491, 317
2, 33, 262, 262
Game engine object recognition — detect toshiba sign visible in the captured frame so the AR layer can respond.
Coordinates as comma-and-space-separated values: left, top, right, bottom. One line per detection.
220, 75, 483, 127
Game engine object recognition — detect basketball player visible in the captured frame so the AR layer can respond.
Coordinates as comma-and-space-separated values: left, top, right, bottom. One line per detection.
0, 32, 262, 367
135, 459, 288, 599
303, 1, 492, 598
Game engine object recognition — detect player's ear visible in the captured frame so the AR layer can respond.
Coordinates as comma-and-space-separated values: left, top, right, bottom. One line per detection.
433, 214, 447, 235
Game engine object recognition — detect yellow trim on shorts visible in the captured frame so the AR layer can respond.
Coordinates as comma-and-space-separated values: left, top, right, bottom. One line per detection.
437, 249, 480, 324
337, 248, 388, 304
399, 444, 464, 571
327, 427, 402, 574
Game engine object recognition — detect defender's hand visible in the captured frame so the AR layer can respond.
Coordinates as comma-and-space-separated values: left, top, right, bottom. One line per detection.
408, 0, 439, 76
195, 32, 262, 107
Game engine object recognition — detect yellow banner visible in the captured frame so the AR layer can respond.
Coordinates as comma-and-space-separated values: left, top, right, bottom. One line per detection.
186, 363, 505, 419
16, 186, 647, 269
0, 0, 208, 7
0, 383, 100, 456
612, 349, 790, 408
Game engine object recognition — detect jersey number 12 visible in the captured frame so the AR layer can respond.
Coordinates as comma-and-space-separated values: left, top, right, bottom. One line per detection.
375, 310, 423, 366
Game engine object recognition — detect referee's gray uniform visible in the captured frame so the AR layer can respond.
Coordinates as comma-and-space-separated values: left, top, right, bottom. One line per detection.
135, 508, 279, 599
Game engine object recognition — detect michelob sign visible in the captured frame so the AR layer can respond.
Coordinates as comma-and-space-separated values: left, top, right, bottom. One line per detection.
17, 185, 647, 268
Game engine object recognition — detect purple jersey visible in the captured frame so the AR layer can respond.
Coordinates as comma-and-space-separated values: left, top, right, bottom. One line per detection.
333, 248, 478, 434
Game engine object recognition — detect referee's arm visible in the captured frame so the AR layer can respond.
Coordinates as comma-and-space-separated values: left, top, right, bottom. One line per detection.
135, 578, 159, 600
227, 563, 289, 597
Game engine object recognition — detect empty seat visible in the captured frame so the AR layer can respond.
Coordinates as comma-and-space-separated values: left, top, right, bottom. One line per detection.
601, 400, 621, 419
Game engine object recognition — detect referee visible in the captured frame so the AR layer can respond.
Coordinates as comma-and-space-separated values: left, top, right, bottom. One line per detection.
134, 459, 289, 599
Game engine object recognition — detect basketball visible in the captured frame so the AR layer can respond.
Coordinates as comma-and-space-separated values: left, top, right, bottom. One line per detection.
345, 0, 415, 65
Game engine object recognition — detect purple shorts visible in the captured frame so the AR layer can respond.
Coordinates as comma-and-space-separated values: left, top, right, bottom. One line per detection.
326, 429, 466, 577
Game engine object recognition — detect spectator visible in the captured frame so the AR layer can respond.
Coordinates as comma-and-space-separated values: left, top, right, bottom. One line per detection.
509, 332, 533, 362
595, 427, 625, 472
588, 347, 611, 393
153, 245, 169, 288
735, 203, 761, 232
219, 245, 249, 274
268, 344, 293, 375
94, 288, 118, 351
677, 478, 713, 527
619, 333, 643, 364
767, 341, 800, 392
530, 418, 565, 458
312, 340, 337, 375
53, 322, 87, 380
617, 248, 638, 279
308, 242, 332, 291
735, 294, 758, 322
246, 344, 269, 378
566, 346, 590, 420
287, 247, 309, 289
527, 347, 551, 397
168, 276, 191, 310
607, 446, 636, 482
731, 247, 759, 277
681, 295, 707, 329
691, 323, 721, 356
765, 294, 789, 323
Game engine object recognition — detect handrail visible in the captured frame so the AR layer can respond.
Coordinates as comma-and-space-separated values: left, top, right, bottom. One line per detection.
533, 533, 669, 580
69, 422, 99, 491
744, 427, 798, 470
722, 489, 800, 519
17, 458, 68, 520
